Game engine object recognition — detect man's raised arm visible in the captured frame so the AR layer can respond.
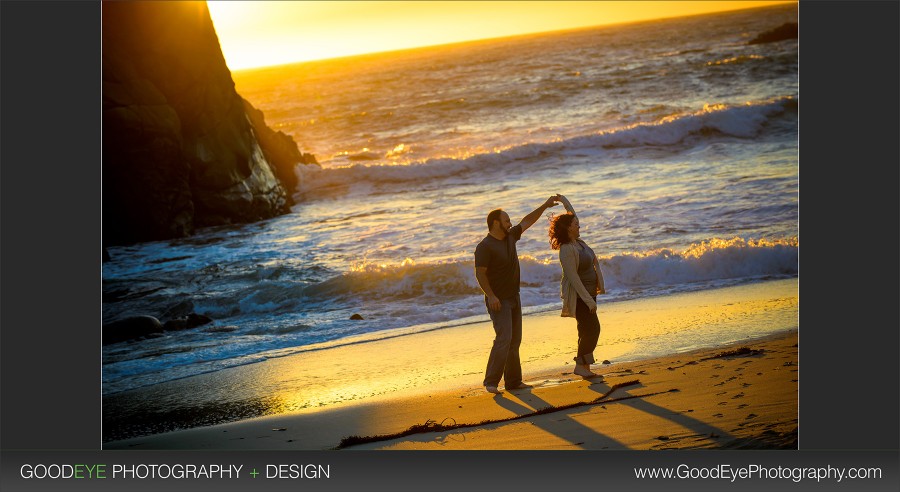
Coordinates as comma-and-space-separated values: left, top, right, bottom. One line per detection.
518, 195, 560, 232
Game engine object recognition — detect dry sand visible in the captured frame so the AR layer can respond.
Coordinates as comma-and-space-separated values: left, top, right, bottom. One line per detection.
348, 331, 798, 450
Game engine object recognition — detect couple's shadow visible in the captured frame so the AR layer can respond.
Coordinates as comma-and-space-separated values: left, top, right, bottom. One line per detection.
494, 375, 740, 449
491, 379, 626, 449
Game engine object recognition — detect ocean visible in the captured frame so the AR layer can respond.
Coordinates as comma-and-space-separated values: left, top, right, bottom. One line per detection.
102, 4, 798, 424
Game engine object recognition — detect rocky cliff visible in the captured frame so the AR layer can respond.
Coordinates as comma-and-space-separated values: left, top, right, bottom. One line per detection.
748, 22, 798, 45
102, 1, 315, 245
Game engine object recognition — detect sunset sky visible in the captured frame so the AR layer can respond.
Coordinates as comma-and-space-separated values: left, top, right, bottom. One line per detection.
207, 1, 795, 71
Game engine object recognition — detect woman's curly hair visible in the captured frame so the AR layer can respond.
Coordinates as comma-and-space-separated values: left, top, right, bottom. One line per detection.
548, 212, 575, 250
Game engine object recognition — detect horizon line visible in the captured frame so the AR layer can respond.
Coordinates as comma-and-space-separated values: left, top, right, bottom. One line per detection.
227, 2, 794, 74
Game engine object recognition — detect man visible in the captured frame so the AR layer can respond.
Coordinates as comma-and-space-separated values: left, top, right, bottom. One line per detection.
474, 195, 560, 394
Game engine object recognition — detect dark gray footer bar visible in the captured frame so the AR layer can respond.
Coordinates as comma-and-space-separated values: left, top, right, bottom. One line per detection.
1, 450, 897, 492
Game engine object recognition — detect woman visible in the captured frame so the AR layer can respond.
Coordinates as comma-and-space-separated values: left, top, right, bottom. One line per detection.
548, 195, 605, 378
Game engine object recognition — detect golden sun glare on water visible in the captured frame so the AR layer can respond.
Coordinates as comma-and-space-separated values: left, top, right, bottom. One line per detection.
206, 1, 795, 71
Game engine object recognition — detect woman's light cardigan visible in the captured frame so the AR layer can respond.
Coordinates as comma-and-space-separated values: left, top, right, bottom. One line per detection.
557, 198, 604, 318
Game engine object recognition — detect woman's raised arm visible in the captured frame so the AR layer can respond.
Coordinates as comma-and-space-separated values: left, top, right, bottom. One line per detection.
558, 194, 577, 218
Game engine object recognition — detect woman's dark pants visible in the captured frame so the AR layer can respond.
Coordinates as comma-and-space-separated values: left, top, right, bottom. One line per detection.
574, 296, 601, 365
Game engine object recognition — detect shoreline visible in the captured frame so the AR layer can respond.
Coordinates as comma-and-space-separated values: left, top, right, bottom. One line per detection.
104, 278, 798, 449
103, 277, 793, 398
105, 330, 797, 450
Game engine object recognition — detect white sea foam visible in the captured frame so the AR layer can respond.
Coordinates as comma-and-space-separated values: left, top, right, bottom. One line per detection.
298, 236, 797, 305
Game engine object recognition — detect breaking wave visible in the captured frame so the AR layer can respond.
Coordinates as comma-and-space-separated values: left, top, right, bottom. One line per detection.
293, 97, 797, 196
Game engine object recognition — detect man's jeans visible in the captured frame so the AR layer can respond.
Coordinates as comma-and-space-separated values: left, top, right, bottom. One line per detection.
483, 294, 523, 387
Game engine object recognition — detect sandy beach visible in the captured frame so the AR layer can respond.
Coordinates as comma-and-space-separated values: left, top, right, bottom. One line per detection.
345, 331, 798, 450
105, 279, 798, 451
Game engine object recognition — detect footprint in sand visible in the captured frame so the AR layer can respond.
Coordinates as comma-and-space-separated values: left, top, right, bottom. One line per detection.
716, 391, 728, 396
713, 413, 724, 418
737, 403, 749, 409
718, 402, 728, 406
731, 392, 745, 399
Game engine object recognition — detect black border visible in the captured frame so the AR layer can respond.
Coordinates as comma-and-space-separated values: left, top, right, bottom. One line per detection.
2, 0, 898, 491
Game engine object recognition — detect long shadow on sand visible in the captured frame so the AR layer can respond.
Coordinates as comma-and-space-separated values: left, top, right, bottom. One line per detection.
491, 386, 627, 449
335, 380, 633, 449
584, 377, 793, 449
584, 379, 734, 448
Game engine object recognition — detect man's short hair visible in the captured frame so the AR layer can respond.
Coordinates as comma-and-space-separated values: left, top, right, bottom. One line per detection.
486, 208, 504, 230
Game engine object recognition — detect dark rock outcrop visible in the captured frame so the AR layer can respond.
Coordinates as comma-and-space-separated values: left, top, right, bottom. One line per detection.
163, 313, 214, 332
160, 299, 196, 322
748, 22, 798, 45
102, 1, 315, 246
243, 98, 319, 198
103, 312, 216, 345
102, 315, 164, 346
